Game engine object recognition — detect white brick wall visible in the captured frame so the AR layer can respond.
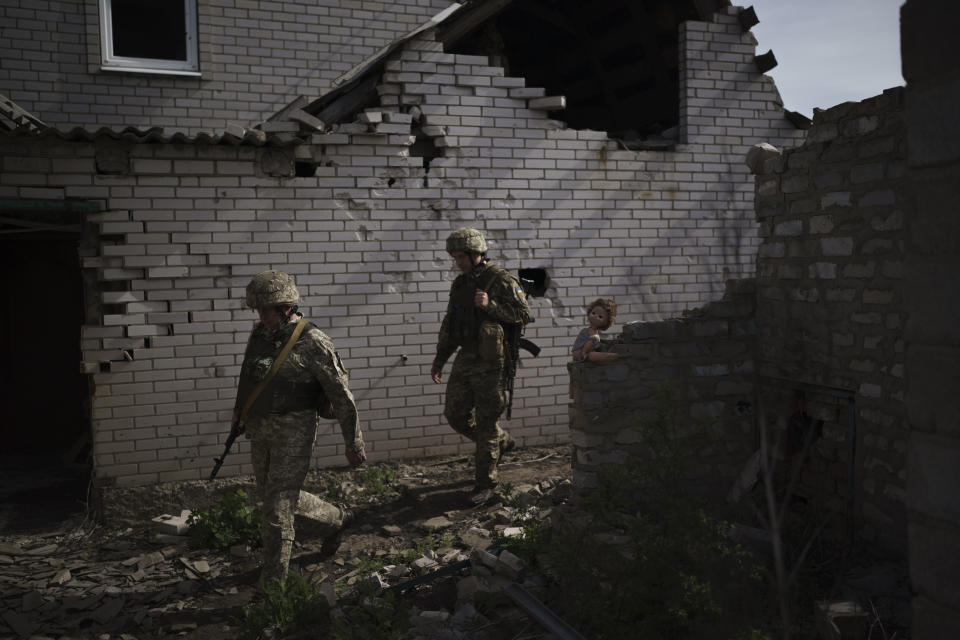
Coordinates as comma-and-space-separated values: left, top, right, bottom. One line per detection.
0, 9, 805, 487
0, 0, 451, 134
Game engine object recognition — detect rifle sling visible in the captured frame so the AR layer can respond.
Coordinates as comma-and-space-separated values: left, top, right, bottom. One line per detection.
238, 317, 308, 425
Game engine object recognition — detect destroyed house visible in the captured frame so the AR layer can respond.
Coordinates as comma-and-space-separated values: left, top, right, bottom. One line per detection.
0, 0, 806, 506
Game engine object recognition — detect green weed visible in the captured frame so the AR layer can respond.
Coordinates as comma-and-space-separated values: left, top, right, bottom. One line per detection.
239, 572, 331, 639
496, 521, 546, 565
512, 382, 770, 639
355, 465, 399, 501
331, 580, 410, 640
187, 489, 261, 551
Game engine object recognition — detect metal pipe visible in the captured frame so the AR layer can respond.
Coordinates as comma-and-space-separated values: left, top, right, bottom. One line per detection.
504, 583, 588, 640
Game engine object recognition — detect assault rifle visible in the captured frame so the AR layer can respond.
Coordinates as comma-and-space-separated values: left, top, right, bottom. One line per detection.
209, 422, 242, 480
505, 277, 541, 419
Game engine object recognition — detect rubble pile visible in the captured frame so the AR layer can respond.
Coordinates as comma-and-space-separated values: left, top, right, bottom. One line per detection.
0, 448, 578, 639
0, 528, 258, 638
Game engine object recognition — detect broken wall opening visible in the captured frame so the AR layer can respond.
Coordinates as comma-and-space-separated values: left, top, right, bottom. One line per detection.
448, 0, 725, 141
0, 203, 94, 532
759, 379, 857, 547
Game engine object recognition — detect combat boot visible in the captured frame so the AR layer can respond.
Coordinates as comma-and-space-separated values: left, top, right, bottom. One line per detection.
319, 505, 354, 558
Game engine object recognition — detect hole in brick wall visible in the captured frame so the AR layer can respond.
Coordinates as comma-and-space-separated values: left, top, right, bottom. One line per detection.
409, 129, 441, 187
295, 161, 317, 177
447, 0, 717, 141
518, 268, 549, 297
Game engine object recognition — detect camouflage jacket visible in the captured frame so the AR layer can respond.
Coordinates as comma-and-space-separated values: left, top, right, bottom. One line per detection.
235, 319, 363, 451
433, 262, 530, 369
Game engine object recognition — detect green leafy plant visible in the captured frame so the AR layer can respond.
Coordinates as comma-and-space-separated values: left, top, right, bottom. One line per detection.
496, 521, 546, 565
331, 580, 410, 640
239, 572, 331, 639
354, 465, 399, 501
511, 383, 770, 639
187, 489, 262, 550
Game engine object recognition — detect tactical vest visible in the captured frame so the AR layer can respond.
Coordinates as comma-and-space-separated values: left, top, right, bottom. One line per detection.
236, 323, 328, 418
450, 264, 511, 349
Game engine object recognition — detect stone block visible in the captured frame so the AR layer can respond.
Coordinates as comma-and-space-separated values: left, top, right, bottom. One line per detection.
900, 0, 960, 83
859, 189, 896, 207
745, 142, 781, 174
623, 320, 678, 340
151, 510, 192, 535
658, 342, 700, 358
494, 549, 524, 579
906, 347, 960, 437
910, 170, 960, 255
907, 431, 960, 525
911, 595, 960, 640
821, 237, 854, 256
821, 192, 852, 208
808, 262, 837, 279
871, 211, 904, 231
809, 214, 834, 234
774, 219, 802, 236
693, 320, 729, 337
814, 600, 869, 640
904, 262, 960, 344
909, 518, 960, 610
842, 116, 880, 137
906, 77, 960, 168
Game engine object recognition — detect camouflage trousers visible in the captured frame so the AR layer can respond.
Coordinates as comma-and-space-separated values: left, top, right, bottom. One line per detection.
444, 350, 512, 489
248, 411, 345, 585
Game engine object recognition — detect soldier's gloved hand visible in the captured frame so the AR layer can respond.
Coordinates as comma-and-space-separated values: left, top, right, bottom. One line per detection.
345, 447, 367, 468
430, 365, 443, 384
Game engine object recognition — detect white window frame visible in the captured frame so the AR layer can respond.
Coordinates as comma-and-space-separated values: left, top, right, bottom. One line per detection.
99, 0, 200, 76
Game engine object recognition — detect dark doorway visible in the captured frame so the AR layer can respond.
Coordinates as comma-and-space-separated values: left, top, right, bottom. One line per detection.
0, 207, 91, 533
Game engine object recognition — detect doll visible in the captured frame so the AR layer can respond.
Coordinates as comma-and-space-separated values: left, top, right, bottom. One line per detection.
570, 298, 619, 398
572, 298, 620, 363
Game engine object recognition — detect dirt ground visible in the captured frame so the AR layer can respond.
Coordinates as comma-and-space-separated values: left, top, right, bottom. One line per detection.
0, 445, 572, 640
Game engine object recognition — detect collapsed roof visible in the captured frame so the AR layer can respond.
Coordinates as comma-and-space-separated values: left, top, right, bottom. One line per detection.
306, 0, 732, 140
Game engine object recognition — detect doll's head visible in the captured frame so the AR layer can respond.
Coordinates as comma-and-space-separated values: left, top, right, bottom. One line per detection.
586, 298, 616, 331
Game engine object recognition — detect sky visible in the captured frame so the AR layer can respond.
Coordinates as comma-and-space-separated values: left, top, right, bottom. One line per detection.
746, 0, 905, 118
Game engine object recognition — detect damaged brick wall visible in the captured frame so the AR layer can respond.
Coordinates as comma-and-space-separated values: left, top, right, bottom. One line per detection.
0, 7, 804, 492
753, 89, 909, 551
0, 0, 450, 134
569, 279, 756, 495
570, 89, 912, 555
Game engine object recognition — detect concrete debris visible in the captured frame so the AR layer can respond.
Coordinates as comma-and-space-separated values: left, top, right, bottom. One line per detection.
745, 141, 782, 174
0, 523, 256, 639
150, 509, 192, 535
1, 453, 577, 640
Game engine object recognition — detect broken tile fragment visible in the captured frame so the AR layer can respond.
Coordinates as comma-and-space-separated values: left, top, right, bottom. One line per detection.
418, 516, 453, 532
50, 568, 71, 585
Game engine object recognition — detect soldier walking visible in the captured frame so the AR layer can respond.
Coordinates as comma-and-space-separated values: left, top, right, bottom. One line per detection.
233, 270, 366, 585
430, 228, 531, 494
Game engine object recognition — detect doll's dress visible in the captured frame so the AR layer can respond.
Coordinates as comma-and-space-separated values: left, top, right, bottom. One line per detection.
571, 327, 600, 362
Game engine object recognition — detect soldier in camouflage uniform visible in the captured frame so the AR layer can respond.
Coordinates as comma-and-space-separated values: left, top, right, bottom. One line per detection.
430, 228, 531, 492
233, 270, 366, 585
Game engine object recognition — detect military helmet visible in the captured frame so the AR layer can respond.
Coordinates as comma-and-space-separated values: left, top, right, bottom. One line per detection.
445, 227, 487, 254
245, 270, 300, 308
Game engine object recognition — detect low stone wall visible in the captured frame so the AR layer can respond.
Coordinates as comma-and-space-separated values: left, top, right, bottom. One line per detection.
569, 279, 756, 497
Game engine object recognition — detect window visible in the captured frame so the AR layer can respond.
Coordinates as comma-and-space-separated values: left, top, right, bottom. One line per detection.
99, 0, 199, 75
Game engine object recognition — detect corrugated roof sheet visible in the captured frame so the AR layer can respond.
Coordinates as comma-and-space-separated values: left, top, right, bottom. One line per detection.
0, 125, 300, 146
